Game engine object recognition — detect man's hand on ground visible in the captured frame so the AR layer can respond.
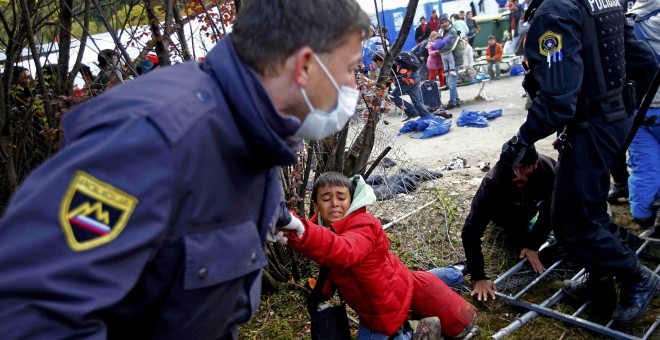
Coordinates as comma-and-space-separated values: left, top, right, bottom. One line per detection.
470, 279, 497, 301
519, 248, 545, 274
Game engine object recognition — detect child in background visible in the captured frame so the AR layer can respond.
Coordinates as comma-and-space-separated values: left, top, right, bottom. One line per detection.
426, 31, 445, 86
463, 37, 474, 69
281, 172, 478, 339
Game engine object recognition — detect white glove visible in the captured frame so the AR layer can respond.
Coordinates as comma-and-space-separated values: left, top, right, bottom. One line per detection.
266, 229, 289, 245
281, 213, 305, 239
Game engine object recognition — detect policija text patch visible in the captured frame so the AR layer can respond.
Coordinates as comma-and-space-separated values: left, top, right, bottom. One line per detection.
59, 171, 138, 251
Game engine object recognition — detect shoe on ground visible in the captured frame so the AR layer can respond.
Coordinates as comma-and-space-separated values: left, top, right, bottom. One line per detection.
450, 260, 469, 275
614, 265, 660, 322
444, 104, 458, 110
456, 324, 480, 340
407, 316, 441, 340
607, 183, 629, 204
562, 274, 614, 301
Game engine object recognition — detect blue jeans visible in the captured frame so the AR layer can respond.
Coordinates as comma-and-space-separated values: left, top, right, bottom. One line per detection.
356, 267, 463, 338
447, 72, 460, 106
358, 324, 412, 340
392, 76, 431, 118
628, 108, 660, 220
428, 266, 464, 287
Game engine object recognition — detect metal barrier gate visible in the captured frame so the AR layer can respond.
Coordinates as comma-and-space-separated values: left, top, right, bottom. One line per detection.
491, 229, 660, 339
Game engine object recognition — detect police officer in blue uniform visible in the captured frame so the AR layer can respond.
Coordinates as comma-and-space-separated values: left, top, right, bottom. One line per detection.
0, 1, 370, 338
501, 0, 659, 322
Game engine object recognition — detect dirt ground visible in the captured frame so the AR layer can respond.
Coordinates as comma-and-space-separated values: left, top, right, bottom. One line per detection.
381, 74, 557, 171
241, 74, 660, 339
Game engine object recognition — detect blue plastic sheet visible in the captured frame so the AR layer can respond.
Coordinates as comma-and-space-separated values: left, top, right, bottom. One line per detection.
479, 109, 502, 120
412, 119, 452, 139
457, 109, 489, 127
475, 73, 489, 81
510, 65, 525, 76
399, 115, 452, 138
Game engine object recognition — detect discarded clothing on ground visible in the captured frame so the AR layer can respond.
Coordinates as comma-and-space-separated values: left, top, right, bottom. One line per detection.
368, 169, 443, 201
439, 157, 470, 171
456, 109, 502, 127
398, 115, 452, 139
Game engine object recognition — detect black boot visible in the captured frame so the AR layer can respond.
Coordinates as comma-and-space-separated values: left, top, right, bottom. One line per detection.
614, 262, 660, 322
562, 273, 615, 301
607, 183, 629, 204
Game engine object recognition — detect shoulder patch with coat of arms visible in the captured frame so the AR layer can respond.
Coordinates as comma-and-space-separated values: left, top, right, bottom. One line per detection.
539, 31, 563, 68
59, 171, 138, 251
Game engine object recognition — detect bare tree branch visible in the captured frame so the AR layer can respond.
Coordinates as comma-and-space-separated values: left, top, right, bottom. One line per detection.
91, 0, 138, 76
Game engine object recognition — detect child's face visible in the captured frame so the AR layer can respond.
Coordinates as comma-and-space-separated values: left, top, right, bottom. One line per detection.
488, 39, 495, 45
313, 185, 352, 225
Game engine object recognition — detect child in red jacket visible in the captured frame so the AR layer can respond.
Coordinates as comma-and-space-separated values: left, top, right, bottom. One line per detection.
281, 172, 478, 339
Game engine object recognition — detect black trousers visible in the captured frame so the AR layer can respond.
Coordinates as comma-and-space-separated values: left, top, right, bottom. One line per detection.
552, 114, 637, 276
610, 153, 629, 185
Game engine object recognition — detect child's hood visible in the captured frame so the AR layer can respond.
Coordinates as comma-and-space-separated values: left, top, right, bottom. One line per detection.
345, 175, 377, 216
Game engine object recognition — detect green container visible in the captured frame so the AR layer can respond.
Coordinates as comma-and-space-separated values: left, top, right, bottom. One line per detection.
472, 13, 510, 54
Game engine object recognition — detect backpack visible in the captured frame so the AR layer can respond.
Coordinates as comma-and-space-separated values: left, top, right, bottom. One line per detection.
395, 51, 422, 72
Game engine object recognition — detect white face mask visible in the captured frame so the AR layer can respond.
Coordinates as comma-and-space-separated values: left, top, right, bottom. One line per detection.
294, 54, 360, 140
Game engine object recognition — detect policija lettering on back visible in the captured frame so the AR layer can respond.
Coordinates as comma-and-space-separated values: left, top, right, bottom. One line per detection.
586, 0, 620, 14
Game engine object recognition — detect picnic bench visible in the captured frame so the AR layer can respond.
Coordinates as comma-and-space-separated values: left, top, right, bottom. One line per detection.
472, 54, 521, 75
438, 77, 491, 101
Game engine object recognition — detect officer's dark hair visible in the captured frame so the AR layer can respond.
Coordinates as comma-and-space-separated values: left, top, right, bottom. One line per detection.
371, 51, 385, 63
232, 0, 371, 76
311, 172, 354, 203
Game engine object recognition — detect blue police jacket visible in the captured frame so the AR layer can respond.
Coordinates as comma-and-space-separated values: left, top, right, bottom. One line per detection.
0, 36, 299, 339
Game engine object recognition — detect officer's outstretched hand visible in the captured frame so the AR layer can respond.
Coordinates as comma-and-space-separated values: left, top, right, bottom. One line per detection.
471, 279, 497, 302
519, 248, 545, 274
280, 213, 305, 239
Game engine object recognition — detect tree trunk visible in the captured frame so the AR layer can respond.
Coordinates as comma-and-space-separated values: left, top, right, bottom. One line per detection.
57, 0, 73, 97
144, 0, 171, 67
345, 0, 420, 176
172, 6, 193, 61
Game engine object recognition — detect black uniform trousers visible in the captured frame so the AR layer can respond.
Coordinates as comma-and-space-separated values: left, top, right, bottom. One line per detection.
552, 113, 637, 276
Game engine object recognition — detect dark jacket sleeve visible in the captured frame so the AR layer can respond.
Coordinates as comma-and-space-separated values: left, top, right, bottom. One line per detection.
275, 200, 292, 228
0, 117, 175, 338
461, 176, 497, 281
518, 5, 584, 145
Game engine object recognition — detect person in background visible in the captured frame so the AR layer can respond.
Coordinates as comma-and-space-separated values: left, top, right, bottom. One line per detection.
486, 35, 503, 80
463, 37, 475, 69
415, 16, 432, 44
429, 9, 441, 32
466, 11, 479, 46
427, 31, 446, 86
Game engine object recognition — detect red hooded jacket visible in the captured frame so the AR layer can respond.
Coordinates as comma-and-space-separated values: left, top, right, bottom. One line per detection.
287, 208, 413, 335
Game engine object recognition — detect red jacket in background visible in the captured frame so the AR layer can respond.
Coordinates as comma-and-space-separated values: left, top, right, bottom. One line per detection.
486, 43, 504, 62
287, 208, 413, 335
428, 16, 440, 32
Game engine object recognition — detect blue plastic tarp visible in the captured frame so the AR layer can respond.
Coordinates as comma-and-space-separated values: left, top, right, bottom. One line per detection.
457, 109, 489, 127
398, 115, 452, 138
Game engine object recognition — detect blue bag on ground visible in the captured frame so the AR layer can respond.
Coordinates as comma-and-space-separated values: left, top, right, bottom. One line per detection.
475, 73, 489, 81
510, 65, 524, 76
457, 109, 489, 127
398, 118, 430, 135
478, 109, 502, 120
412, 119, 452, 139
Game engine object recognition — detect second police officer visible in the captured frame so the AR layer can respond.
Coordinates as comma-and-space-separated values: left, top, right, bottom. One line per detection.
501, 0, 659, 322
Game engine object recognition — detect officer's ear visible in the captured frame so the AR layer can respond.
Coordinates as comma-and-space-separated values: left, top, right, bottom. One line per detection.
292, 46, 315, 88
533, 161, 539, 170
